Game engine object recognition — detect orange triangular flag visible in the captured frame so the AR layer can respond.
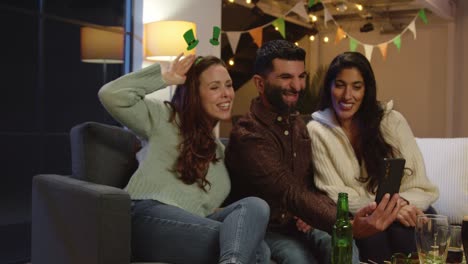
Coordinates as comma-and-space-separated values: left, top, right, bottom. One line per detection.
249, 27, 263, 48
379, 43, 388, 60
335, 27, 346, 45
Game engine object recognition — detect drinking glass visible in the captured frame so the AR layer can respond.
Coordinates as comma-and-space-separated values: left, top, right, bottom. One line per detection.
462, 216, 468, 263
415, 214, 451, 264
446, 225, 464, 264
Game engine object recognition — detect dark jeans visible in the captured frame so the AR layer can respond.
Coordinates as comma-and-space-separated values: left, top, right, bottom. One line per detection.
356, 206, 437, 263
131, 197, 271, 264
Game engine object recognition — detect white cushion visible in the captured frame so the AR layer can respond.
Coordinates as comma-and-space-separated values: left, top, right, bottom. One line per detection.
416, 138, 468, 224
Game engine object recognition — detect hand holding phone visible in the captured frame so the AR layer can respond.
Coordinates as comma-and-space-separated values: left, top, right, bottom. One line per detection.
375, 158, 406, 203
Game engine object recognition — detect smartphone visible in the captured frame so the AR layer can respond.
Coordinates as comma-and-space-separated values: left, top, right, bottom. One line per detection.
374, 158, 406, 203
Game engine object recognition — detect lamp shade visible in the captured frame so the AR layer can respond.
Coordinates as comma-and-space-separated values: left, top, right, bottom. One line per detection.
144, 20, 196, 61
80, 26, 124, 64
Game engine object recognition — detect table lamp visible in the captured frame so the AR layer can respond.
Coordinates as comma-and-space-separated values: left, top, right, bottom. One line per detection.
80, 26, 124, 84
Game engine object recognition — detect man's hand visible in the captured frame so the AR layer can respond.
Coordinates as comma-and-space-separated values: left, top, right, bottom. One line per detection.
352, 193, 405, 239
294, 216, 313, 233
162, 53, 196, 85
396, 203, 424, 227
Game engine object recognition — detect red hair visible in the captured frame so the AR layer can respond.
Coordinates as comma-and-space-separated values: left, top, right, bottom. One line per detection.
165, 56, 227, 191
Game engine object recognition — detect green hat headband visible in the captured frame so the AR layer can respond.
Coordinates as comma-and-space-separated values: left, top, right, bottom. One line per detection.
209, 26, 221, 46
183, 28, 199, 51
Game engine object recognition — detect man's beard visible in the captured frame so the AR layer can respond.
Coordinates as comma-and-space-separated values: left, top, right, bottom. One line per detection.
264, 82, 304, 114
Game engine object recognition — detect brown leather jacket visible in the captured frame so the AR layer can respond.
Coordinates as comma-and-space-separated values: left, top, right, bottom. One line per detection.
225, 98, 336, 233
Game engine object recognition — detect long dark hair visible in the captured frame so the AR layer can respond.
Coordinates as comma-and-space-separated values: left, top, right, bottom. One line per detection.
317, 52, 398, 193
165, 56, 227, 192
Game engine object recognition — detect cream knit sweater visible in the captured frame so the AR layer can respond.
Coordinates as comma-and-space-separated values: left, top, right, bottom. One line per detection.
307, 102, 439, 214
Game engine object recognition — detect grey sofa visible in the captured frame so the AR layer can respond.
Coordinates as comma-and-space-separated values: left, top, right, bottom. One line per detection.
32, 122, 142, 264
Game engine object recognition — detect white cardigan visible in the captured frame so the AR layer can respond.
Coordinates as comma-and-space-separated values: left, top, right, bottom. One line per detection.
306, 102, 439, 214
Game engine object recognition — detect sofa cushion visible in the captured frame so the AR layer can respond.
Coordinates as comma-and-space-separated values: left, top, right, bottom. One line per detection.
70, 122, 140, 188
416, 137, 468, 224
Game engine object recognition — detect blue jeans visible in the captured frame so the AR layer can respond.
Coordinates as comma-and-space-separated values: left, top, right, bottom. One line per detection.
266, 228, 360, 264
131, 197, 271, 264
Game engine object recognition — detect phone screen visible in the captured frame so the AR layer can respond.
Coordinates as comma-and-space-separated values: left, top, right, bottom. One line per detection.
374, 158, 406, 203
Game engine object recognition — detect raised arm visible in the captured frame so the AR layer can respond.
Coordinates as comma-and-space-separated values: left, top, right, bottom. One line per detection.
98, 53, 195, 138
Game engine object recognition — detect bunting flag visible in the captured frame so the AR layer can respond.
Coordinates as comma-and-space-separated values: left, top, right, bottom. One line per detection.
226, 31, 242, 54
292, 2, 310, 21
393, 35, 402, 51
379, 43, 388, 60
418, 9, 428, 24
272, 18, 286, 38
220, 2, 427, 61
324, 8, 332, 27
335, 27, 346, 45
364, 44, 374, 62
349, 38, 358, 52
249, 27, 263, 48
408, 20, 417, 39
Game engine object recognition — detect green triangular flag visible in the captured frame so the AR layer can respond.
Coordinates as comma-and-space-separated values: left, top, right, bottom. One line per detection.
308, 0, 321, 8
272, 18, 286, 38
418, 9, 428, 24
393, 35, 402, 51
349, 38, 358, 52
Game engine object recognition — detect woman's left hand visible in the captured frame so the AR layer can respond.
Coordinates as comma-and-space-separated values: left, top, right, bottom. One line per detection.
162, 53, 196, 85
396, 204, 424, 227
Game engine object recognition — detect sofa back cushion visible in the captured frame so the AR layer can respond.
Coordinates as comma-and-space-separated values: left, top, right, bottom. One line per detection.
70, 122, 140, 188
416, 137, 468, 224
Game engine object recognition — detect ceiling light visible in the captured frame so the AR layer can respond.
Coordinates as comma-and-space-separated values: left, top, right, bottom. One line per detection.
246, 0, 251, 3
323, 36, 329, 43
229, 58, 235, 66
309, 35, 315, 41
228, 0, 234, 3
309, 14, 318, 22
355, 4, 363, 11
295, 42, 299, 46
360, 22, 374, 32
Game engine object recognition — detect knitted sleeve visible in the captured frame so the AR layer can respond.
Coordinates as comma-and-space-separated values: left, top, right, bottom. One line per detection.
381, 110, 439, 210
98, 63, 168, 139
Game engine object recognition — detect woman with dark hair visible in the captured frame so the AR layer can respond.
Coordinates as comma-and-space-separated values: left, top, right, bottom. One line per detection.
306, 51, 439, 263
99, 54, 270, 264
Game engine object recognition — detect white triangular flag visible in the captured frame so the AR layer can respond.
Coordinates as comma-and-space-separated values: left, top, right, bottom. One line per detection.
226, 31, 242, 54
364, 44, 374, 62
324, 7, 332, 27
408, 20, 417, 40
291, 2, 309, 21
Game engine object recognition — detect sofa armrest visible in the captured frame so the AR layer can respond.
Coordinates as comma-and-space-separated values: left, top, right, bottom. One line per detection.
32, 174, 131, 264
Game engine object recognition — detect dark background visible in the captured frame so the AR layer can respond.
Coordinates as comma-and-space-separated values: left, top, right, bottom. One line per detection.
1, 1, 123, 262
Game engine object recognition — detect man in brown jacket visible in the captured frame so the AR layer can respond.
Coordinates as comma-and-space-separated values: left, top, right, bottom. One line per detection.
225, 40, 404, 264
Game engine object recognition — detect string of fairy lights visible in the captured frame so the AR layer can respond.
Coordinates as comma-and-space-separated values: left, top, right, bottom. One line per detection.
222, 0, 428, 65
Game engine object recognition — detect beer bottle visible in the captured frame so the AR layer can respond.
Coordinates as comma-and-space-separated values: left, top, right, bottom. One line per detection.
332, 192, 353, 264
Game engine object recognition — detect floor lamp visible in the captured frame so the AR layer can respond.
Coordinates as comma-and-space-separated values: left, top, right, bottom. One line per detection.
81, 26, 124, 84
144, 20, 197, 99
